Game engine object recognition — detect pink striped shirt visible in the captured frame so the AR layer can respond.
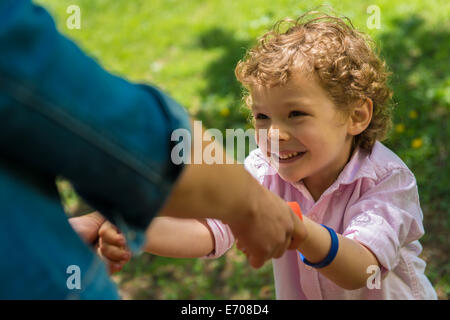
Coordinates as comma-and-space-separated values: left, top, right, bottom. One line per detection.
204, 141, 437, 299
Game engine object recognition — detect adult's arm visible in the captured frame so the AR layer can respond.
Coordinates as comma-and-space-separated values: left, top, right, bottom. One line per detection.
0, 0, 190, 251
0, 1, 306, 266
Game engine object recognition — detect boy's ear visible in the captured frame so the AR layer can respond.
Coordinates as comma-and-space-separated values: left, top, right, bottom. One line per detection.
347, 98, 373, 136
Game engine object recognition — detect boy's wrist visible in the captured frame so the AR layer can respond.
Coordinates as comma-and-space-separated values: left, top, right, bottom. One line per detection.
296, 217, 332, 263
299, 224, 339, 268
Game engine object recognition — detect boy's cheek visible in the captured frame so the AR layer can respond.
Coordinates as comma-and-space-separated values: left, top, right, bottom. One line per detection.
255, 132, 269, 153
256, 138, 270, 159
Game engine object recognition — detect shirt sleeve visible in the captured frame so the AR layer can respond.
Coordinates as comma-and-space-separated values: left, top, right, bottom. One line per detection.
244, 148, 271, 183
342, 169, 425, 274
0, 0, 191, 252
202, 218, 235, 259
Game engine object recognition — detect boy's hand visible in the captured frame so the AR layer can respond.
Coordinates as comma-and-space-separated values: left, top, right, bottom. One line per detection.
97, 221, 132, 274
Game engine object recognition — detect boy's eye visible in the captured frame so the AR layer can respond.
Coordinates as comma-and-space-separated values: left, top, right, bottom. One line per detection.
255, 113, 269, 120
289, 110, 306, 118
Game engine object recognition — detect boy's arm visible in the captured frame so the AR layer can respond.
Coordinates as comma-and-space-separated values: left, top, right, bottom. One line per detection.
297, 216, 380, 290
99, 217, 215, 266
143, 217, 214, 258
296, 169, 423, 290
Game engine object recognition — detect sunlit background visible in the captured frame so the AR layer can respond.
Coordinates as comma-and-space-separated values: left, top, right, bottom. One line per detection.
36, 0, 449, 299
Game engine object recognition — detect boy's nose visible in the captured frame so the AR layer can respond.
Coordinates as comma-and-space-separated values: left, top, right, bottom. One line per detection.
269, 125, 289, 141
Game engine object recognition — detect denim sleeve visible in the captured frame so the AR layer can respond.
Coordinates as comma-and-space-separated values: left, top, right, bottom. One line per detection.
0, 0, 191, 251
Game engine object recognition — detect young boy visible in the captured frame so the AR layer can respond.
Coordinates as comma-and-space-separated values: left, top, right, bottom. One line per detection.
97, 11, 437, 299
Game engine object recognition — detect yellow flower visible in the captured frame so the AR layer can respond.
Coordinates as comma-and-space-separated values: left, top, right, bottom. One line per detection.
220, 107, 230, 117
395, 123, 405, 133
409, 110, 418, 119
411, 138, 423, 149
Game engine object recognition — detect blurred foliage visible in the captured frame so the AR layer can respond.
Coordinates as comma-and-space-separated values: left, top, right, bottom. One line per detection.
39, 0, 449, 299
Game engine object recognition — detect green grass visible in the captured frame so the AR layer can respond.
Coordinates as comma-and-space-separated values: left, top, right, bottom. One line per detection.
38, 0, 450, 299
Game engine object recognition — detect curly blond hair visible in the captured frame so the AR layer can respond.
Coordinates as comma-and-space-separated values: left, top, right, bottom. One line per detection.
235, 11, 393, 151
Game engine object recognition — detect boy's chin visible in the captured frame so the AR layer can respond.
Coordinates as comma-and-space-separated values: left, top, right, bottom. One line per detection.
278, 171, 304, 184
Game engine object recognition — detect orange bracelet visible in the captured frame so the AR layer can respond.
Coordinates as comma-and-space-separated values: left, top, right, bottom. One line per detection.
287, 202, 303, 221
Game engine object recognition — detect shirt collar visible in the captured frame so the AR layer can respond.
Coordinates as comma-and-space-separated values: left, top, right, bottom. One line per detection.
290, 143, 378, 202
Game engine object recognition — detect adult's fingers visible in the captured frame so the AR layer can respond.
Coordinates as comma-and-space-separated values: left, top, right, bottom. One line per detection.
248, 251, 270, 269
272, 231, 293, 259
266, 203, 297, 260
288, 210, 307, 250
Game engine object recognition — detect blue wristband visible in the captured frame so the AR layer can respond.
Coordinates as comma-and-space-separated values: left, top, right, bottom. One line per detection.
299, 224, 339, 269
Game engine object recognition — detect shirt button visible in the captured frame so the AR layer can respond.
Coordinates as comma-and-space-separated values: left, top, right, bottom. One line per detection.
305, 265, 313, 271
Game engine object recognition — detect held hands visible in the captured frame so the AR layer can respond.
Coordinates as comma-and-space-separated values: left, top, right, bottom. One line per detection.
97, 221, 131, 274
69, 212, 130, 274
95, 199, 307, 275
229, 190, 308, 269
74, 200, 307, 274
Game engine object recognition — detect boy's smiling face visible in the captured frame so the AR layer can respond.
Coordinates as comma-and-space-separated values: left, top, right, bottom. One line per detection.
251, 71, 355, 201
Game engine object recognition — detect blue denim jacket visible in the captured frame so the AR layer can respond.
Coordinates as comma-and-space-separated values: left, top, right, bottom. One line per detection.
0, 0, 191, 299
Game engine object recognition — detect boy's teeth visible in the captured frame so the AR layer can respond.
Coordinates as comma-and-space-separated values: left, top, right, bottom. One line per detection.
279, 152, 300, 159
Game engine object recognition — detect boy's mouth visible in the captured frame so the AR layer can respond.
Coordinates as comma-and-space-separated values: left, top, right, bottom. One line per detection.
271, 151, 306, 163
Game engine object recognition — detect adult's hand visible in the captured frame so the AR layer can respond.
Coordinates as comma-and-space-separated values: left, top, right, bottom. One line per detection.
69, 211, 105, 245
230, 186, 306, 268
159, 122, 307, 268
